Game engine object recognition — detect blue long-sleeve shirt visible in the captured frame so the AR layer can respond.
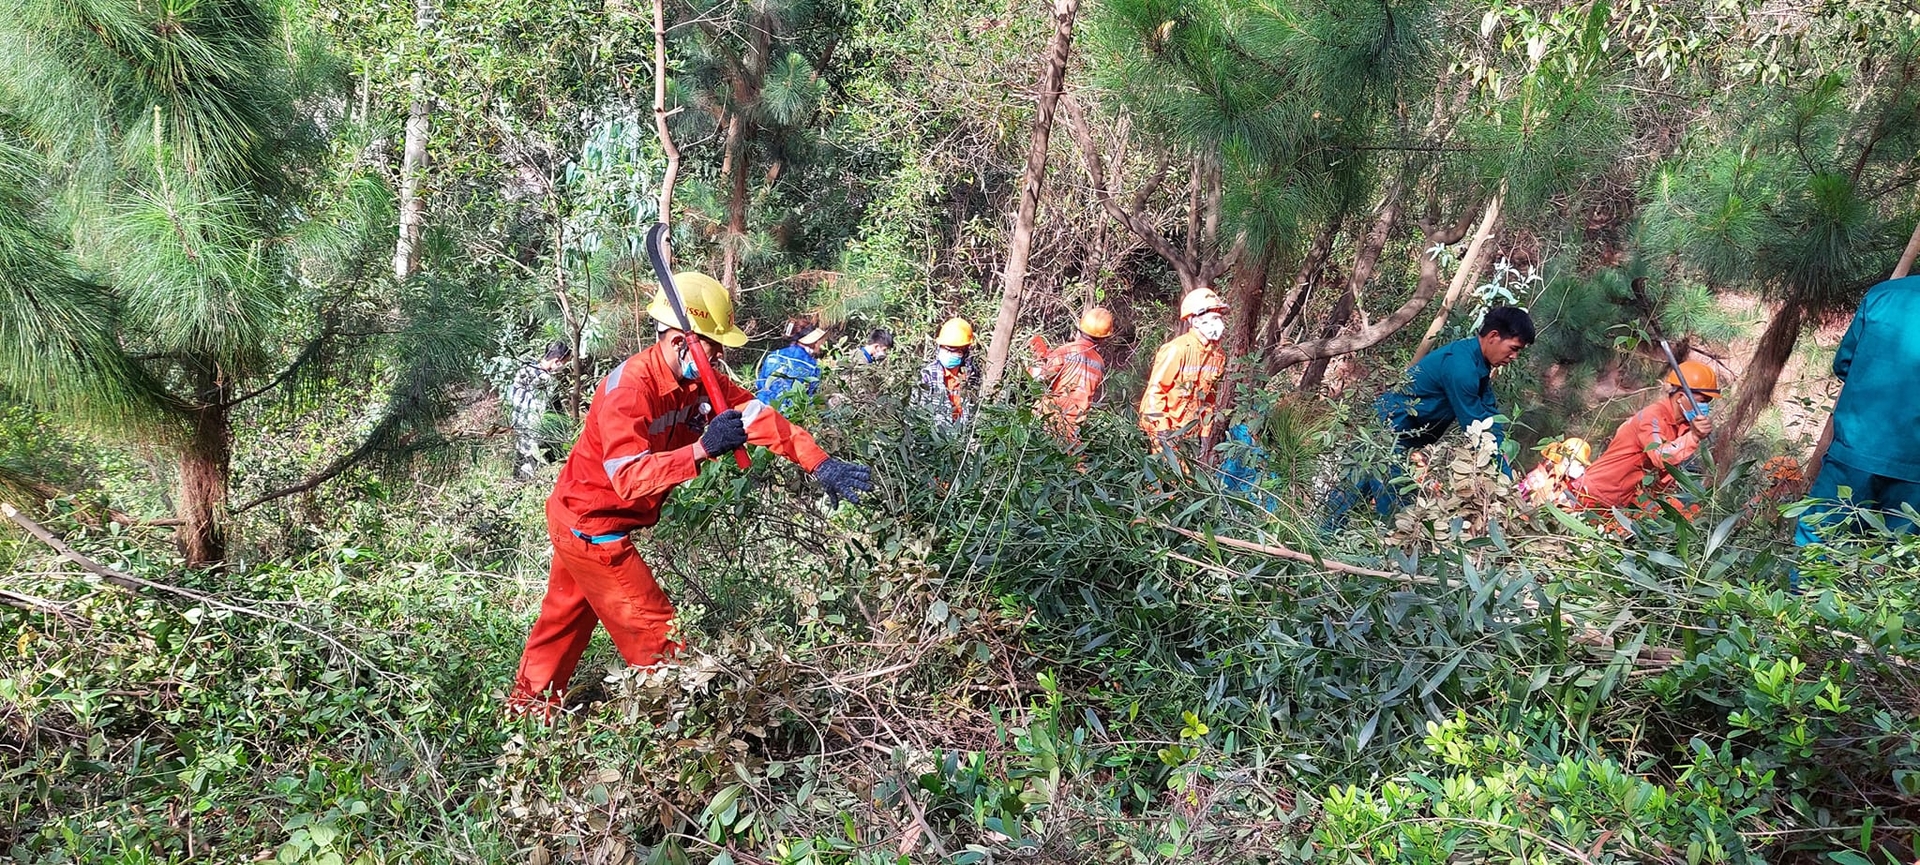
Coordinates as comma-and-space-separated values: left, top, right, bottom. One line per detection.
1376, 336, 1504, 450
755, 344, 821, 408
1827, 275, 1920, 482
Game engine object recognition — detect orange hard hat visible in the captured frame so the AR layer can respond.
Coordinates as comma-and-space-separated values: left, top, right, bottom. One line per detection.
935, 317, 976, 348
1179, 287, 1228, 319
1664, 360, 1721, 397
1078, 306, 1115, 339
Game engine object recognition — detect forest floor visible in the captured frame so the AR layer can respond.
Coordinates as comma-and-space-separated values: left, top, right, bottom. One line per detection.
4, 384, 1919, 865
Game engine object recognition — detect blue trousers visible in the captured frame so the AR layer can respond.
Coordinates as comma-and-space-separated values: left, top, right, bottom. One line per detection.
1324, 461, 1412, 532
1794, 455, 1920, 547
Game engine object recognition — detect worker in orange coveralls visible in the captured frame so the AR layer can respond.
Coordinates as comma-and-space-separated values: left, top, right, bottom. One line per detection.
1573, 360, 1720, 516
1027, 306, 1114, 442
1138, 288, 1229, 459
509, 272, 872, 717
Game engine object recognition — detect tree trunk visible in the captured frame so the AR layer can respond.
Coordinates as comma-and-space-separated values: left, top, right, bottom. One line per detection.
1279, 192, 1476, 378
1297, 289, 1356, 392
1297, 187, 1405, 389
1060, 95, 1200, 292
179, 369, 230, 566
719, 20, 770, 298
981, 0, 1079, 394
720, 109, 749, 296
391, 0, 435, 281
1411, 189, 1503, 364
1264, 215, 1342, 364
1712, 301, 1806, 467
651, 0, 680, 227
1229, 239, 1274, 360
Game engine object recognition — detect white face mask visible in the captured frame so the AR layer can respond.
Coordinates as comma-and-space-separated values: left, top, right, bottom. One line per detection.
1191, 312, 1226, 343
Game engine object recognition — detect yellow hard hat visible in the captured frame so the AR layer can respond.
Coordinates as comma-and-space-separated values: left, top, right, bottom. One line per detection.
1179, 287, 1228, 319
1078, 306, 1115, 339
935, 317, 976, 348
1560, 437, 1592, 465
1663, 360, 1721, 397
648, 272, 749, 348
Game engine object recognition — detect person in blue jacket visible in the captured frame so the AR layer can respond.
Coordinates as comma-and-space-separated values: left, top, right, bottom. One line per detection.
756, 319, 828, 409
1328, 306, 1535, 526
1378, 306, 1534, 455
1797, 275, 1920, 548
1218, 423, 1279, 512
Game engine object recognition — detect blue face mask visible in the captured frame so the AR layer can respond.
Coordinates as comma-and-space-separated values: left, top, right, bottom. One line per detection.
1684, 401, 1711, 423
672, 338, 701, 381
938, 348, 965, 369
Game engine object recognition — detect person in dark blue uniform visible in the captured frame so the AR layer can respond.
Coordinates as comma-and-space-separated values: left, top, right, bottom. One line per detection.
1328, 306, 1535, 526
1797, 275, 1920, 549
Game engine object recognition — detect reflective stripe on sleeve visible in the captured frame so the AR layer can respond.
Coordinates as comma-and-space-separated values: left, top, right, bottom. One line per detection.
739, 398, 772, 428
603, 451, 650, 480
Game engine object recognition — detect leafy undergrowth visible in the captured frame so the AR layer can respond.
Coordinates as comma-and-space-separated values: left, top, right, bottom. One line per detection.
5, 392, 1920, 864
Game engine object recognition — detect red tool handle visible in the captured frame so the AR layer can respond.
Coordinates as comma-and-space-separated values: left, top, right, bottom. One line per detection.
685, 338, 752, 469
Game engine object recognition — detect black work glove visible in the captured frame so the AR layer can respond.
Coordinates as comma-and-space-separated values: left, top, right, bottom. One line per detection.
698, 409, 748, 460
812, 457, 873, 505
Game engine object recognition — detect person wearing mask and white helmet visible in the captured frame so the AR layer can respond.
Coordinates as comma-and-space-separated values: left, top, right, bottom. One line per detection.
1139, 288, 1229, 459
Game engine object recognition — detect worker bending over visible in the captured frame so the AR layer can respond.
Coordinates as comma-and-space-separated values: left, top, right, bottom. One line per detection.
510, 273, 872, 718
755, 319, 828, 409
1574, 360, 1718, 513
1797, 274, 1920, 548
1330, 306, 1534, 524
1029, 306, 1114, 442
1139, 288, 1229, 458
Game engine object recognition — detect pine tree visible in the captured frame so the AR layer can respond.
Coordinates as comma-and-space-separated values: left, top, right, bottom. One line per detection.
1644, 41, 1920, 465
0, 0, 486, 564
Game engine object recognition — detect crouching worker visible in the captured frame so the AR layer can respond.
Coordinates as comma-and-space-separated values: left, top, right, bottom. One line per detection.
1573, 360, 1719, 518
1326, 307, 1534, 527
509, 272, 873, 718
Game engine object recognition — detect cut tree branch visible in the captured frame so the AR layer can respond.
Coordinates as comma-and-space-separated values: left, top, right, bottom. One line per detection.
2, 503, 394, 678
1155, 522, 1409, 581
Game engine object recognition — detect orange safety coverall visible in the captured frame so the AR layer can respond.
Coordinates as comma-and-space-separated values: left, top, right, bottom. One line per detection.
1029, 336, 1106, 437
511, 340, 829, 710
1138, 331, 1226, 441
1574, 398, 1702, 509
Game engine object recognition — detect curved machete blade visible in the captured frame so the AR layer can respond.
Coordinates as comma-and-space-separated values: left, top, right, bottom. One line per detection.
642, 223, 751, 469
644, 224, 693, 332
